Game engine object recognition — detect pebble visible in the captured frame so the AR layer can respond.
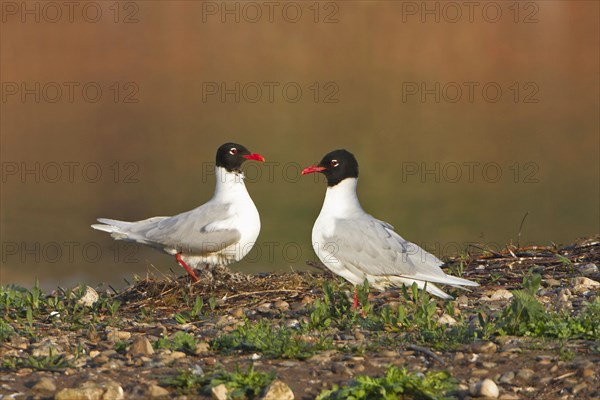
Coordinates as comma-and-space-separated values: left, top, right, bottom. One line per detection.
274, 300, 290, 311
571, 277, 600, 294
56, 379, 124, 400
499, 395, 520, 400
130, 336, 154, 357
571, 382, 587, 395
211, 383, 228, 400
499, 371, 515, 384
471, 341, 497, 354
194, 342, 210, 355
516, 368, 535, 382
490, 289, 513, 301
354, 330, 366, 340
545, 278, 561, 287
331, 362, 353, 376
437, 314, 458, 326
469, 378, 499, 398
77, 286, 99, 307
257, 303, 272, 313
379, 350, 398, 358
577, 263, 598, 276
148, 384, 169, 397
580, 366, 595, 378
284, 319, 300, 329
230, 307, 244, 318
106, 330, 131, 342
32, 377, 56, 392
32, 342, 64, 357
262, 380, 295, 400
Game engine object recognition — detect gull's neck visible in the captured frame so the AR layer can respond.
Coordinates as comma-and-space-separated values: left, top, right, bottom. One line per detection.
320, 178, 364, 218
212, 166, 249, 202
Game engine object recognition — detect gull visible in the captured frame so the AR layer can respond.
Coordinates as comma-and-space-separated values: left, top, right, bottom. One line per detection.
302, 149, 479, 305
92, 142, 265, 282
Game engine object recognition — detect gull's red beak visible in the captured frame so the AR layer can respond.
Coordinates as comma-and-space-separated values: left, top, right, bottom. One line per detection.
301, 165, 326, 175
243, 153, 266, 162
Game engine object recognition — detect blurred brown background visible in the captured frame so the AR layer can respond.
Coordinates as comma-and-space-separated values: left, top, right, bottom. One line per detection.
1, 1, 598, 290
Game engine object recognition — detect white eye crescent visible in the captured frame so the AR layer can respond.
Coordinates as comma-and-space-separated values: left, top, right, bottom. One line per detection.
229, 148, 238, 155
330, 160, 339, 167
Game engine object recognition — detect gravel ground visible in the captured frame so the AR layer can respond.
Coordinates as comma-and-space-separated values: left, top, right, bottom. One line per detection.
1, 236, 599, 399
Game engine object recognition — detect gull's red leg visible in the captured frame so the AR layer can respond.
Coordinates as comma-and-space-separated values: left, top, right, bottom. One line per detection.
176, 253, 199, 282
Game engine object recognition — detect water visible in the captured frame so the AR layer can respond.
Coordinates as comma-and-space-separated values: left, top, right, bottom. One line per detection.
1, 2, 598, 290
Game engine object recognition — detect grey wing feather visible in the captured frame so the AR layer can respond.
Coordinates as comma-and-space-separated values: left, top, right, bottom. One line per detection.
326, 216, 450, 281
94, 203, 241, 254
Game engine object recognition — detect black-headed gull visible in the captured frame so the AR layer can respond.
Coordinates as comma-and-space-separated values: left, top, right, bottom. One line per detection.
92, 142, 265, 282
302, 149, 478, 304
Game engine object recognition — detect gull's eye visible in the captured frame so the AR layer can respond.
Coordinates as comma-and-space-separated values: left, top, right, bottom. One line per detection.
330, 160, 339, 167
229, 148, 238, 155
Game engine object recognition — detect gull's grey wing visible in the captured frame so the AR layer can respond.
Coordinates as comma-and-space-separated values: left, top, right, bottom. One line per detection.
115, 203, 241, 254
324, 216, 448, 281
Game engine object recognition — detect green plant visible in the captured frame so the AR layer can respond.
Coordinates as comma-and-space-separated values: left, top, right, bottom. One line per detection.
2, 350, 70, 372
162, 364, 275, 398
317, 365, 457, 400
154, 331, 198, 354
213, 319, 332, 359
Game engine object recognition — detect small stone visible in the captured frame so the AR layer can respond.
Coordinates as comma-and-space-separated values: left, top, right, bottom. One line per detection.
571, 382, 587, 395
516, 368, 535, 382
194, 342, 210, 355
56, 387, 104, 400
171, 351, 186, 360
471, 341, 497, 354
308, 350, 336, 364
204, 357, 217, 366
130, 336, 154, 357
331, 362, 352, 376
148, 384, 169, 398
32, 377, 56, 392
284, 319, 300, 329
499, 371, 515, 384
490, 289, 513, 301
571, 276, 600, 288
580, 366, 595, 378
211, 383, 228, 400
215, 316, 230, 328
231, 307, 244, 318
257, 303, 272, 313
437, 314, 457, 326
57, 380, 124, 400
274, 301, 290, 311
456, 295, 469, 306
354, 330, 366, 340
545, 278, 561, 287
106, 330, 131, 342
379, 350, 398, 358
469, 378, 499, 398
77, 286, 99, 307
577, 263, 598, 276
32, 342, 64, 357
262, 380, 294, 400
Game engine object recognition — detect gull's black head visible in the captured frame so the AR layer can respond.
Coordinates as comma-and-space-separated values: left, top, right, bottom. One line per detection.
302, 149, 359, 186
216, 142, 265, 172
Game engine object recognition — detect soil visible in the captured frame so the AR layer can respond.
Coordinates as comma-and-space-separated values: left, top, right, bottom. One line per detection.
1, 236, 599, 399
